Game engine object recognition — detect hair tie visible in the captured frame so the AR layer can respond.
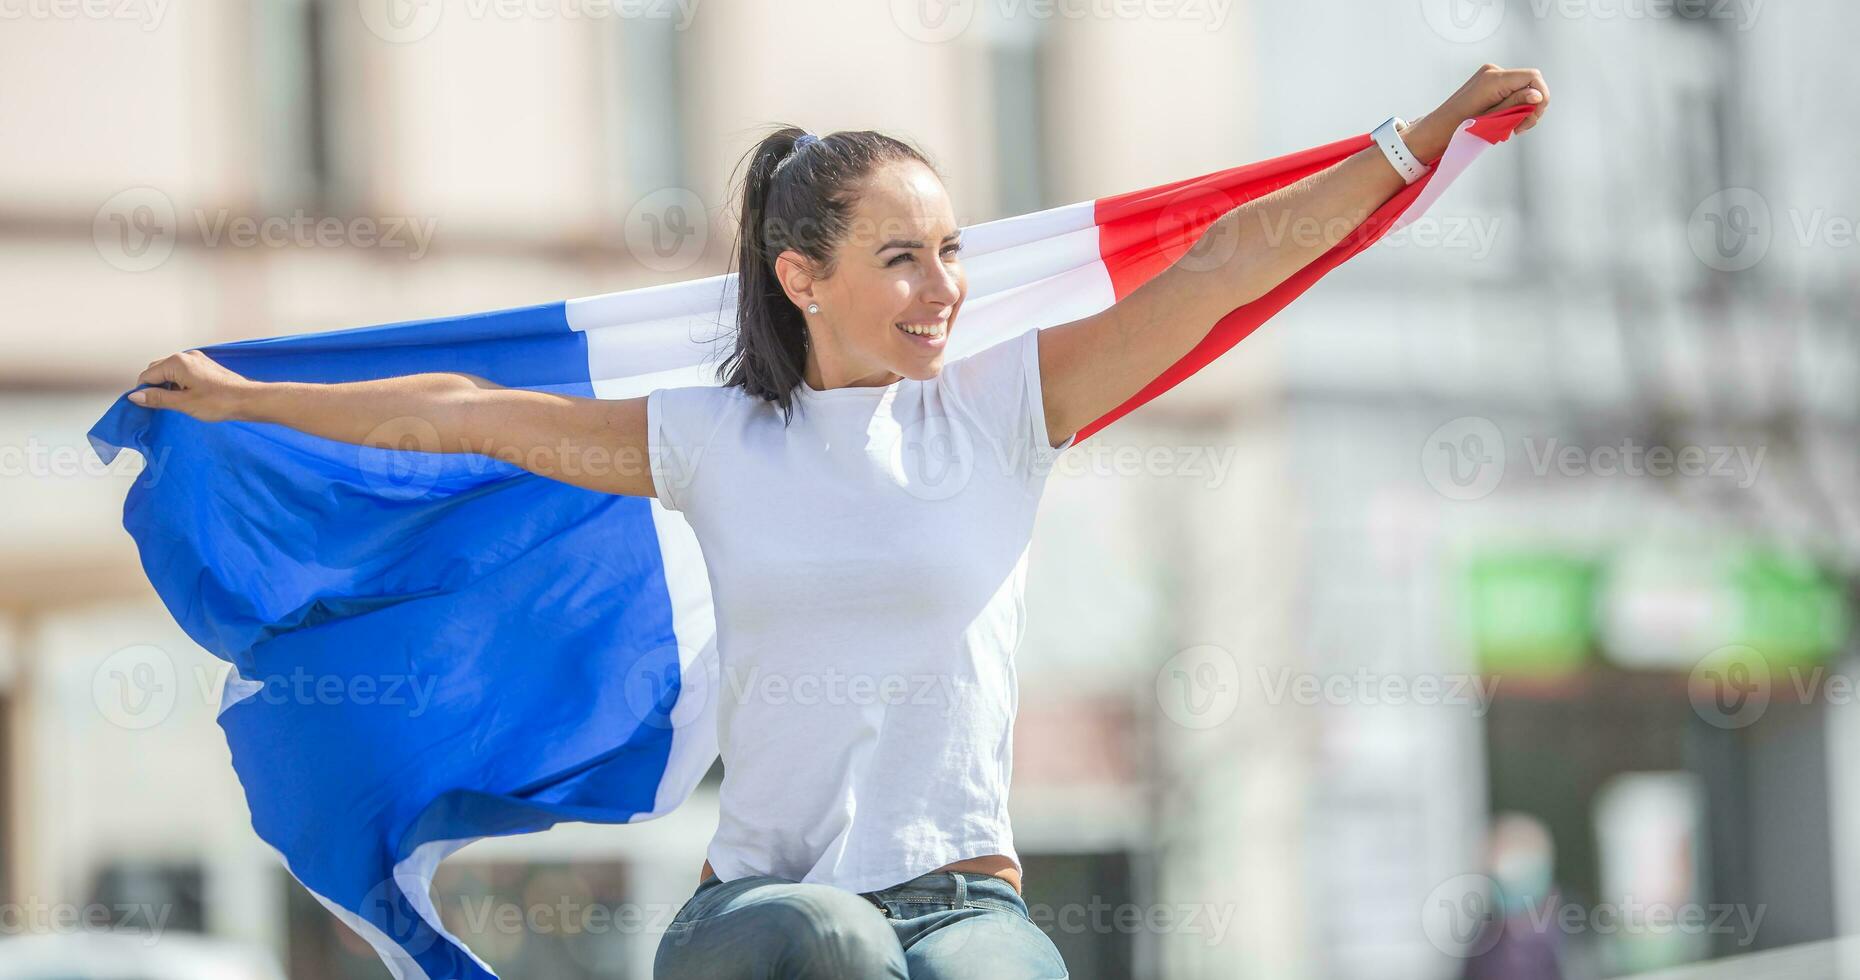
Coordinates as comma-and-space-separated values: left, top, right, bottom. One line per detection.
773, 133, 820, 176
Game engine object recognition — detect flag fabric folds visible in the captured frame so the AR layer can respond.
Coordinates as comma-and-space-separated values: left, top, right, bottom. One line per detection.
85, 106, 1530, 980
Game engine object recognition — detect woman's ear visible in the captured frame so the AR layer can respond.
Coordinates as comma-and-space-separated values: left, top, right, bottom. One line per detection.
773, 249, 819, 310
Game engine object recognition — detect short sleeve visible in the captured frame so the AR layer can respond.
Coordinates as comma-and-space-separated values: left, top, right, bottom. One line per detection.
941, 328, 1076, 481
646, 387, 694, 512
1021, 326, 1078, 460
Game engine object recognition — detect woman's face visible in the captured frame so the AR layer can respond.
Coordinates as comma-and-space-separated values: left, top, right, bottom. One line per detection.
784, 159, 966, 388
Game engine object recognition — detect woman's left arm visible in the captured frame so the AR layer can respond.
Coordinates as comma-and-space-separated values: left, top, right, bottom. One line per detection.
1038, 63, 1551, 446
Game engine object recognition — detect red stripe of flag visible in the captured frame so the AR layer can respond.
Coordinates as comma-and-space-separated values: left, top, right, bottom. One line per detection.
1075, 104, 1535, 443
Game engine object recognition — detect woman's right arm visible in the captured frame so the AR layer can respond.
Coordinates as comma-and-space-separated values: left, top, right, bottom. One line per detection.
130, 349, 656, 498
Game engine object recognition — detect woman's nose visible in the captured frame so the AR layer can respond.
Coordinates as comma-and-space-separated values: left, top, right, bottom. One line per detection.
925, 258, 961, 304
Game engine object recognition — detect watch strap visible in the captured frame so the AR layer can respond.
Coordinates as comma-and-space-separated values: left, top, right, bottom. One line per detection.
1372, 115, 1429, 185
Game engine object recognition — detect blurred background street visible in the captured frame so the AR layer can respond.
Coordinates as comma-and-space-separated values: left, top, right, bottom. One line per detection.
2, 0, 1857, 977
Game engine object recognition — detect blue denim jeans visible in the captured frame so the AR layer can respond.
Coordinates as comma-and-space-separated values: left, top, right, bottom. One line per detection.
654, 869, 1069, 979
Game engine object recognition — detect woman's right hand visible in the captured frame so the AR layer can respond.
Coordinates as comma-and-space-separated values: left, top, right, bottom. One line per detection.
125, 352, 659, 498
129, 349, 257, 422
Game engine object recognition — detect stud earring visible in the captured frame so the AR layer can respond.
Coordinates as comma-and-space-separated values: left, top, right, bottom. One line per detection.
806, 303, 820, 314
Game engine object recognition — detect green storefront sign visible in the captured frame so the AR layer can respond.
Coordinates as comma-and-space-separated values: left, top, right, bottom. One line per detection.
1462, 553, 1598, 675
1460, 547, 1848, 674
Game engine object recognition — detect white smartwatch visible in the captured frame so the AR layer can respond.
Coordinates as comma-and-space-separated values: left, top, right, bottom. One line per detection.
1372, 116, 1429, 184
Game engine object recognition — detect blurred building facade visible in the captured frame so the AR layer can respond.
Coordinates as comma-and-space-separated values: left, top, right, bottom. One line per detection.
2, 1, 1856, 978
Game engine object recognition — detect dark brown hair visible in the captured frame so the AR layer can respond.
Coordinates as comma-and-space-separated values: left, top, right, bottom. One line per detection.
720, 126, 939, 423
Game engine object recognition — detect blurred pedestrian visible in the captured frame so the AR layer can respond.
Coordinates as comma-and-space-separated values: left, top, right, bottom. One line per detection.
1461, 811, 1566, 980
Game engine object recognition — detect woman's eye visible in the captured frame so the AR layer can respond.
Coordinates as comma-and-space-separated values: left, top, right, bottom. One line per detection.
888, 245, 963, 266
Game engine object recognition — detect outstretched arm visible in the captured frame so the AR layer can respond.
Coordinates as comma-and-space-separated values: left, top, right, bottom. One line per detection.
1037, 63, 1550, 446
128, 351, 657, 498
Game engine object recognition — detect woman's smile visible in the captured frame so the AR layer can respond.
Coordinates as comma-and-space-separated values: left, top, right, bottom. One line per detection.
894, 317, 949, 349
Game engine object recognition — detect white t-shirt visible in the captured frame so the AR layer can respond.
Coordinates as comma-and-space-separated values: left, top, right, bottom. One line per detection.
646, 326, 1075, 893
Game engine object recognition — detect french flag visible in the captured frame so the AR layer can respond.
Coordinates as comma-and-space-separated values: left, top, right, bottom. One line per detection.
85, 106, 1530, 980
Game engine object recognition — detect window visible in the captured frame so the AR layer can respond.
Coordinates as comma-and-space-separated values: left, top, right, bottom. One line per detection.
251, 0, 350, 213
986, 22, 1051, 217
1019, 850, 1137, 980
90, 859, 207, 935
602, 17, 690, 228
0, 691, 10, 900
284, 859, 636, 979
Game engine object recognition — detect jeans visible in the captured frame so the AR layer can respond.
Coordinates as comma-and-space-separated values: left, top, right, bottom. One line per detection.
654, 869, 1069, 979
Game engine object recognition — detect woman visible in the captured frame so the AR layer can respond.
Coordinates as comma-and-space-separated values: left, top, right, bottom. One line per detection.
129, 64, 1547, 980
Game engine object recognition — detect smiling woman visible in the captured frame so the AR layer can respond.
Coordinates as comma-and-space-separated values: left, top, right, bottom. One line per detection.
649, 126, 1075, 979
720, 127, 977, 418
111, 62, 1547, 980
650, 79, 1547, 973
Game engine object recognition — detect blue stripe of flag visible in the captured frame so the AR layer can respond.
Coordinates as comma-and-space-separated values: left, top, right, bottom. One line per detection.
88, 301, 687, 979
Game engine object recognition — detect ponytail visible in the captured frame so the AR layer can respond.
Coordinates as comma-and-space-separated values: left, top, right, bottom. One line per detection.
721, 125, 936, 423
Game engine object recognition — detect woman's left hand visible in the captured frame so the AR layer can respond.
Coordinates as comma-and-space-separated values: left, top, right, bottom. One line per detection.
1404, 63, 1551, 161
